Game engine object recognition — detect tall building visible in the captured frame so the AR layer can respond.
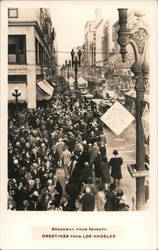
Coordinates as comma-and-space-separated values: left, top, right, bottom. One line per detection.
95, 9, 104, 68
84, 21, 96, 67
95, 9, 113, 66
8, 8, 57, 109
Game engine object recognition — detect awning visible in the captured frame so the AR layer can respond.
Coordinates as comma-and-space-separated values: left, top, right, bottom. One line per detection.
78, 77, 88, 86
37, 80, 54, 101
84, 94, 94, 99
51, 82, 56, 87
124, 90, 149, 103
92, 98, 112, 106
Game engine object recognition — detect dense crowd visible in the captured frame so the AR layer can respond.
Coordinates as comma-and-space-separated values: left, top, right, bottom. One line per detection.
8, 94, 129, 211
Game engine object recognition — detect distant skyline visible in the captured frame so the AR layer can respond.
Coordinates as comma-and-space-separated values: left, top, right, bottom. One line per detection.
50, 1, 151, 66
51, 2, 118, 66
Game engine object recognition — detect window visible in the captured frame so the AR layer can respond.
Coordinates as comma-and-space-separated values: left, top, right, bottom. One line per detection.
8, 35, 26, 64
8, 8, 18, 18
35, 38, 40, 65
39, 43, 43, 65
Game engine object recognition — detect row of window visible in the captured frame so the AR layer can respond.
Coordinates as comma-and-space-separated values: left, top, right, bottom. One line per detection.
8, 35, 50, 66
35, 38, 50, 66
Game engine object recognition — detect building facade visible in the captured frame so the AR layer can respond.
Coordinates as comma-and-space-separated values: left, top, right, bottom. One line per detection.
82, 9, 114, 87
8, 8, 57, 109
84, 21, 96, 67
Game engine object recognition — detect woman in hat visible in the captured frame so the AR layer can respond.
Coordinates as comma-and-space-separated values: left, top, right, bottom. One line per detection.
109, 150, 123, 187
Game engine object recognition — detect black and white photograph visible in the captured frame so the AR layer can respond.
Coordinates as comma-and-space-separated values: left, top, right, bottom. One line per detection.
0, 0, 158, 249
7, 5, 150, 212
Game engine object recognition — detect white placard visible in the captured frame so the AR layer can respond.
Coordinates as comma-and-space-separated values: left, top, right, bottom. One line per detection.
100, 101, 135, 135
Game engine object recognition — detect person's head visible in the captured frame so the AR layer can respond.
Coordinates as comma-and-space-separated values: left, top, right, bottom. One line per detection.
113, 150, 118, 156
85, 187, 91, 193
8, 179, 14, 187
53, 175, 57, 181
32, 191, 39, 197
116, 189, 124, 197
84, 162, 89, 168
98, 184, 104, 191
87, 177, 93, 184
47, 179, 53, 185
61, 196, 68, 204
121, 204, 130, 211
8, 200, 15, 210
23, 200, 30, 207
18, 182, 23, 188
109, 183, 116, 191
35, 178, 40, 185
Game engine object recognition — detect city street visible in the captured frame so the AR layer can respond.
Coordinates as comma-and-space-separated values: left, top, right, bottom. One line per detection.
105, 121, 136, 208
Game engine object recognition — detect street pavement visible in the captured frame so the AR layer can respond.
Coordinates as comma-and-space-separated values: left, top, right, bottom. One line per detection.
56, 120, 137, 211
105, 120, 136, 209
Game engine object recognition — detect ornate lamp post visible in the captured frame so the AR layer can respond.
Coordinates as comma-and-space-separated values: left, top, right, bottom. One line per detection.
70, 48, 82, 100
12, 88, 21, 119
65, 59, 71, 83
65, 59, 71, 94
117, 9, 149, 210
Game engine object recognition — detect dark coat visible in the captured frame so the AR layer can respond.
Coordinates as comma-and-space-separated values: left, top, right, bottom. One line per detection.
94, 153, 101, 178
53, 180, 63, 207
109, 157, 123, 179
77, 150, 90, 168
100, 157, 111, 184
104, 190, 117, 211
65, 180, 80, 198
65, 180, 80, 211
80, 193, 95, 211
71, 166, 82, 188
80, 165, 93, 185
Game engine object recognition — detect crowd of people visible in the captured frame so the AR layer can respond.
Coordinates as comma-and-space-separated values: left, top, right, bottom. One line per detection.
8, 94, 129, 211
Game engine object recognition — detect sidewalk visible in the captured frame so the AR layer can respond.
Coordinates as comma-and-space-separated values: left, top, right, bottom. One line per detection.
105, 120, 136, 209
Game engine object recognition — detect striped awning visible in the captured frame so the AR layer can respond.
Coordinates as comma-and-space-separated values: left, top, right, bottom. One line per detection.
37, 80, 54, 101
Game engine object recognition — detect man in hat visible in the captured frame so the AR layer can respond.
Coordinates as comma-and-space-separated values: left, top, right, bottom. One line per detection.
109, 150, 123, 187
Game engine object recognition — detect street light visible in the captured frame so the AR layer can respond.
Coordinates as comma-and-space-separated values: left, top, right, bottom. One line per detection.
64, 59, 71, 94
12, 88, 21, 118
117, 9, 149, 210
64, 59, 71, 82
70, 48, 82, 100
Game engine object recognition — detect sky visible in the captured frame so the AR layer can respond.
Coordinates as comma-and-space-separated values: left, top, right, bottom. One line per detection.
50, 1, 151, 66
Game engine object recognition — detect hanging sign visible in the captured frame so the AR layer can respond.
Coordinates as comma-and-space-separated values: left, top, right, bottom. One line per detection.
100, 101, 135, 135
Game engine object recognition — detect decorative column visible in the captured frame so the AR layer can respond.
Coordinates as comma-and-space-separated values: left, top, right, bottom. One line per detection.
117, 9, 149, 210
